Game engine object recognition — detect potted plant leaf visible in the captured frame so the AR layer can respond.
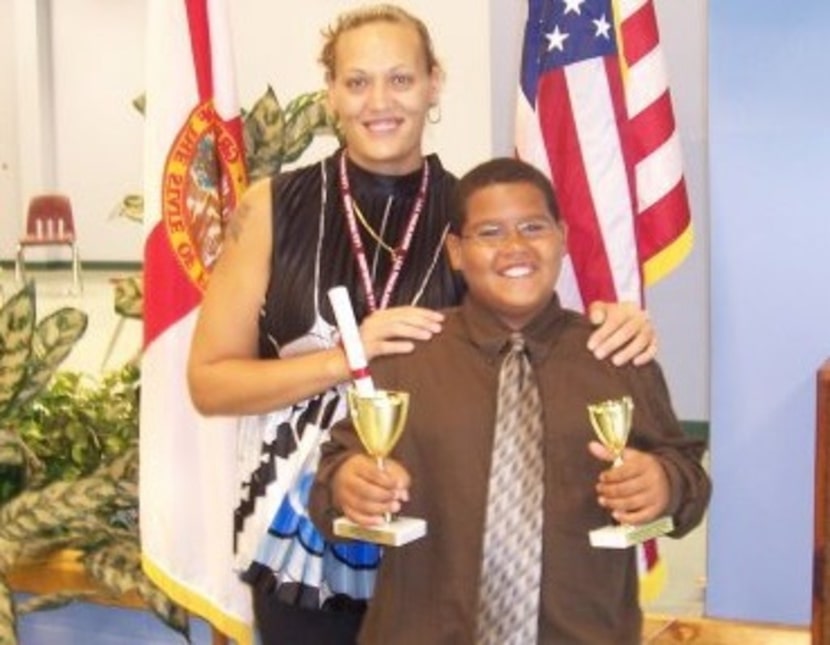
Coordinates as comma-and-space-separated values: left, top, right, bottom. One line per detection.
0, 283, 187, 644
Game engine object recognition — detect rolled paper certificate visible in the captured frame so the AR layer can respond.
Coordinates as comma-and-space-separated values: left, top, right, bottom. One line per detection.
327, 286, 376, 396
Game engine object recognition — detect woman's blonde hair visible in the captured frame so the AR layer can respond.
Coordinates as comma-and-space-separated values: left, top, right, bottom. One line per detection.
319, 4, 441, 79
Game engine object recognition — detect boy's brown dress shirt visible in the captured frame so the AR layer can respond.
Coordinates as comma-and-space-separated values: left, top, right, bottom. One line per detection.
311, 294, 711, 645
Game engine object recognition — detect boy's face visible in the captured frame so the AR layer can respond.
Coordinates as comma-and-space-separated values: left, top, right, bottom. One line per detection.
446, 181, 567, 330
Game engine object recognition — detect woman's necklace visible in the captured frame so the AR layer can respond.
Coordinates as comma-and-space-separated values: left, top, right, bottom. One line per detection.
338, 150, 430, 312
352, 199, 396, 257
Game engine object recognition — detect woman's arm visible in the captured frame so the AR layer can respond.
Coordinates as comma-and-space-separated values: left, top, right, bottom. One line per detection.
586, 301, 658, 366
187, 178, 349, 414
187, 178, 444, 416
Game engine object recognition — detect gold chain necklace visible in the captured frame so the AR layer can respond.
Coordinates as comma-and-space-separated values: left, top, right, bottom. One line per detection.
351, 199, 397, 256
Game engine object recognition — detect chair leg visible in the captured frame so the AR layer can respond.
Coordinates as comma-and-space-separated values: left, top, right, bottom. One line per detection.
72, 245, 83, 294
100, 317, 126, 373
15, 245, 26, 284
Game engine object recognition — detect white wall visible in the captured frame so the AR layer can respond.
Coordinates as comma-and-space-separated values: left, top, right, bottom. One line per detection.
644, 2, 709, 425
707, 1, 830, 625
1, 0, 47, 260
1, 0, 491, 263
50, 0, 147, 261
0, 0, 19, 258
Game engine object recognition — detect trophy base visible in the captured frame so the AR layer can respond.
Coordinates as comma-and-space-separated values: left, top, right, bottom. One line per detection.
333, 516, 427, 547
589, 515, 674, 549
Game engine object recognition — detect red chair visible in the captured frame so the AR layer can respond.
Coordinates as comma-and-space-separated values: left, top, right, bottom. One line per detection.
15, 194, 83, 293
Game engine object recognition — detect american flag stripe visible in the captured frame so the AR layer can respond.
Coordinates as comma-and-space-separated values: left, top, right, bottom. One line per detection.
619, 0, 659, 69
640, 178, 693, 282
629, 92, 675, 158
515, 90, 586, 309
567, 59, 640, 303
620, 0, 693, 283
625, 48, 668, 117
637, 129, 684, 213
537, 56, 641, 306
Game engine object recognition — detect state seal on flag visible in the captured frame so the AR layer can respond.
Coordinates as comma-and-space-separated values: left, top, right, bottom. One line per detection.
162, 100, 247, 292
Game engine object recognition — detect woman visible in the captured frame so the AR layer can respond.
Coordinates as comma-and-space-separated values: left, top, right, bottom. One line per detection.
187, 4, 655, 643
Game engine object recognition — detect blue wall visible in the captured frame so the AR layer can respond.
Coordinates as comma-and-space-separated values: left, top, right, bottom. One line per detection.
708, 1, 830, 624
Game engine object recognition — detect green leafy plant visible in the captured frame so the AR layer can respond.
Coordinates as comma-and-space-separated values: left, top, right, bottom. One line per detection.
112, 85, 340, 220
0, 284, 187, 644
243, 86, 339, 181
3, 368, 140, 496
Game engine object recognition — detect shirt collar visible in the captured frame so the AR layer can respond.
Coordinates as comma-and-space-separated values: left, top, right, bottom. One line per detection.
459, 293, 569, 364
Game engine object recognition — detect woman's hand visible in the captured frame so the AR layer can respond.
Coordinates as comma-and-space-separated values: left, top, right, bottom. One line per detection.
359, 306, 444, 361
586, 301, 657, 366
332, 454, 411, 526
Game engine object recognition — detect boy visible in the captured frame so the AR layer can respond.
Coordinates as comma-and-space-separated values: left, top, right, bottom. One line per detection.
309, 158, 710, 644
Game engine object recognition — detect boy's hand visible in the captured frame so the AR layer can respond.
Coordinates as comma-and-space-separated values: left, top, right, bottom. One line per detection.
332, 454, 411, 526
588, 441, 670, 524
586, 301, 657, 366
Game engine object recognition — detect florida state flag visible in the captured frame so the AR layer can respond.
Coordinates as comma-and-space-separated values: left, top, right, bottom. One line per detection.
140, 0, 252, 641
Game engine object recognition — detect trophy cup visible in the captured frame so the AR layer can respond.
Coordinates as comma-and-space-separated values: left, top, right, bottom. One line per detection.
587, 396, 674, 549
332, 387, 428, 547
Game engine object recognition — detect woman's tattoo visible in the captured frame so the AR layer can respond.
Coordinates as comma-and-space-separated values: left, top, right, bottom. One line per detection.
227, 200, 252, 242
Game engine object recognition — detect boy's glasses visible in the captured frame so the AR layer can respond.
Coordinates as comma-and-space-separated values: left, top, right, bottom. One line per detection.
461, 218, 558, 246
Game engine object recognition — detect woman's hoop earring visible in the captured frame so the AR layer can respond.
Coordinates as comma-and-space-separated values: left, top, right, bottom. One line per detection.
427, 103, 442, 125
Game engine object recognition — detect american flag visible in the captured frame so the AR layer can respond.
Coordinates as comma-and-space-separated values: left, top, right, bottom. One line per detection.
515, 0, 690, 602
515, 0, 692, 311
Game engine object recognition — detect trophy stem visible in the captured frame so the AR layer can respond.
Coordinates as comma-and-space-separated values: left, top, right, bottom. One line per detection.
374, 456, 393, 523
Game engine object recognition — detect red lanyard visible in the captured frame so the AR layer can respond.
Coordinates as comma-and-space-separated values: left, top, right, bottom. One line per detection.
338, 150, 430, 312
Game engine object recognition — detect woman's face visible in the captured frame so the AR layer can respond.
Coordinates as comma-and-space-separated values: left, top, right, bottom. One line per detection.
327, 21, 441, 176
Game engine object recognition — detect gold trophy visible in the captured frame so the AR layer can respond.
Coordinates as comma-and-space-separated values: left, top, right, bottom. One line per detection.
587, 396, 674, 548
332, 388, 427, 547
